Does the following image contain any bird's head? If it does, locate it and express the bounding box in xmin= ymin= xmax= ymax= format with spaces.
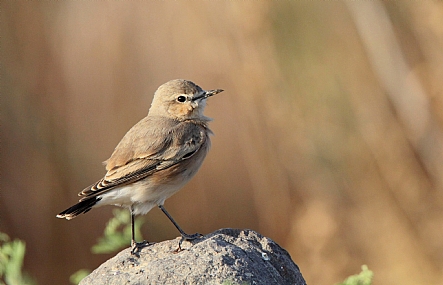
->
xmin=148 ymin=79 xmax=223 ymax=120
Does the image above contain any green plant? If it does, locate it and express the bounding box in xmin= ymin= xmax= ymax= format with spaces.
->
xmin=70 ymin=209 xmax=145 ymax=284
xmin=69 ymin=269 xmax=90 ymax=285
xmin=0 ymin=232 xmax=35 ymax=285
xmin=337 ymin=265 xmax=373 ymax=285
xmin=91 ymin=209 xmax=144 ymax=254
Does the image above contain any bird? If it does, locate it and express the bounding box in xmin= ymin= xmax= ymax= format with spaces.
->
xmin=57 ymin=79 xmax=223 ymax=255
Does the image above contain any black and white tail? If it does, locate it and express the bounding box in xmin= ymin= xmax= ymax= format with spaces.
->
xmin=56 ymin=197 xmax=101 ymax=220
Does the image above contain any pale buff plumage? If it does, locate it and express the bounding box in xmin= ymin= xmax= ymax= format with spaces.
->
xmin=57 ymin=79 xmax=223 ymax=254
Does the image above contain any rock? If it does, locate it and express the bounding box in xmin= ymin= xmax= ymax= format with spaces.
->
xmin=79 ymin=228 xmax=306 ymax=285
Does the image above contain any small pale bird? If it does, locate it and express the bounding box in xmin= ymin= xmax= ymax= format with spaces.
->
xmin=57 ymin=79 xmax=223 ymax=254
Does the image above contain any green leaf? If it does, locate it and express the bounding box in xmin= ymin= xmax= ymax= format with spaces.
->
xmin=337 ymin=265 xmax=373 ymax=285
xmin=70 ymin=269 xmax=91 ymax=285
xmin=0 ymin=232 xmax=36 ymax=285
xmin=91 ymin=209 xmax=145 ymax=254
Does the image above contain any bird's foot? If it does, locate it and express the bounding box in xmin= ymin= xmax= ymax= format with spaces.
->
xmin=131 ymin=240 xmax=154 ymax=256
xmin=175 ymin=232 xmax=204 ymax=253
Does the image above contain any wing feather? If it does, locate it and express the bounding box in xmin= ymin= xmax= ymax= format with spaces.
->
xmin=79 ymin=117 xmax=209 ymax=200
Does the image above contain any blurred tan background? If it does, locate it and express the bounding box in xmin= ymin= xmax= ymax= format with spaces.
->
xmin=2 ymin=1 xmax=443 ymax=284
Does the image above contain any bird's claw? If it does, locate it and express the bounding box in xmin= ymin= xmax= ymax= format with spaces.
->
xmin=131 ymin=240 xmax=154 ymax=256
xmin=175 ymin=233 xmax=204 ymax=253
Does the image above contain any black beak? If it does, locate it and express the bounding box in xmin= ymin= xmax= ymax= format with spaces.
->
xmin=192 ymin=89 xmax=224 ymax=101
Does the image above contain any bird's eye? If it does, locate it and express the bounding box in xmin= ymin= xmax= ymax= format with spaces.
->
xmin=177 ymin=96 xmax=187 ymax=103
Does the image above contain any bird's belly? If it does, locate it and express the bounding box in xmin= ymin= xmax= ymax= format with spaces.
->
xmin=96 ymin=171 xmax=194 ymax=215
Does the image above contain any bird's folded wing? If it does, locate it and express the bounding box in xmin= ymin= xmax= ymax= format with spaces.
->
xmin=78 ymin=119 xmax=207 ymax=200
xmin=79 ymin=159 xmax=160 ymax=199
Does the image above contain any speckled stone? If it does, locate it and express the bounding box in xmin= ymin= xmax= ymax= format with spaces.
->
xmin=79 ymin=228 xmax=306 ymax=285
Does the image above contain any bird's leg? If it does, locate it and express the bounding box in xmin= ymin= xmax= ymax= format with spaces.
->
xmin=158 ymin=204 xmax=203 ymax=252
xmin=130 ymin=207 xmax=150 ymax=256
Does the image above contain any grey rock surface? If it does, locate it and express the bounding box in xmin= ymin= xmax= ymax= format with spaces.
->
xmin=79 ymin=228 xmax=306 ymax=285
